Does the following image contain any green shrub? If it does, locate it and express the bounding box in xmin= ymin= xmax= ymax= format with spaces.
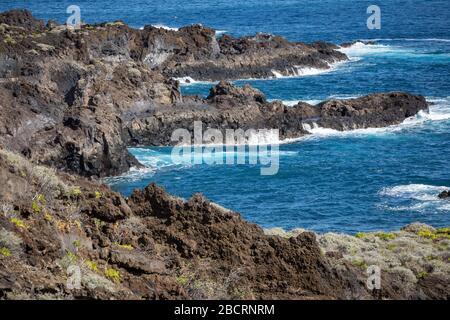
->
xmin=0 ymin=247 xmax=11 ymax=257
xmin=31 ymin=201 xmax=41 ymax=214
xmin=176 ymin=276 xmax=189 ymax=286
xmin=105 ymin=21 xmax=125 ymax=27
xmin=0 ymin=149 xmax=69 ymax=199
xmin=95 ymin=191 xmax=102 ymax=200
xmin=10 ymin=218 xmax=27 ymax=229
xmin=386 ymin=244 xmax=397 ymax=251
xmin=351 ymin=259 xmax=368 ymax=269
xmin=69 ymin=187 xmax=82 ymax=198
xmin=44 ymin=212 xmax=53 ymax=222
xmin=85 ymin=260 xmax=98 ymax=272
xmin=105 ymin=267 xmax=121 ymax=283
xmin=375 ymin=232 xmax=397 ymax=241
xmin=37 ymin=194 xmax=46 ymax=206
xmin=65 ymin=250 xmax=78 ymax=264
xmin=417 ymin=271 xmax=428 ymax=279
xmin=93 ymin=218 xmax=106 ymax=229
xmin=417 ymin=227 xmax=450 ymax=240
xmin=115 ymin=243 xmax=133 ymax=250
xmin=4 ymin=35 xmax=16 ymax=44
xmin=355 ymin=232 xmax=367 ymax=239
xmin=72 ymin=240 xmax=81 ymax=248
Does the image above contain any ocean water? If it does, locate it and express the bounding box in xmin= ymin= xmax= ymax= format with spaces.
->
xmin=3 ymin=1 xmax=450 ymax=233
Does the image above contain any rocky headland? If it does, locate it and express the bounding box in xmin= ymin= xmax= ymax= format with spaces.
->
xmin=0 ymin=9 xmax=429 ymax=178
xmin=0 ymin=10 xmax=447 ymax=300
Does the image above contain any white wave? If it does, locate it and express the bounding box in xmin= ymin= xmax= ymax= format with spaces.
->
xmin=215 ymin=30 xmax=227 ymax=36
xmin=379 ymin=184 xmax=449 ymax=201
xmin=361 ymin=38 xmax=450 ymax=43
xmin=303 ymin=99 xmax=322 ymax=105
xmin=273 ymin=66 xmax=326 ymax=77
xmin=122 ymin=145 xmax=297 ymax=175
xmin=301 ymin=123 xmax=340 ymax=136
xmin=271 ymin=61 xmax=344 ymax=79
xmin=267 ymin=99 xmax=301 ymax=106
xmin=296 ymin=97 xmax=450 ymax=140
xmin=172 ymin=129 xmax=283 ymax=147
xmin=338 ymin=41 xmax=396 ymax=58
xmin=300 ymin=120 xmax=401 ymax=139
xmin=104 ymin=165 xmax=156 ymax=184
xmin=424 ymin=97 xmax=450 ymax=121
xmin=177 ymin=60 xmax=349 ymax=85
xmin=134 ymin=152 xmax=174 ymax=169
xmin=439 ymin=203 xmax=450 ymax=211
xmin=269 ymin=95 xmax=362 ymax=107
xmin=379 ymin=184 xmax=450 ymax=213
xmin=173 ymin=76 xmax=217 ymax=85
xmin=247 ymin=129 xmax=281 ymax=145
xmin=327 ymin=94 xmax=361 ymax=100
xmin=337 ymin=41 xmax=450 ymax=61
xmin=174 ymin=76 xmax=197 ymax=84
xmin=150 ymin=24 xmax=179 ymax=31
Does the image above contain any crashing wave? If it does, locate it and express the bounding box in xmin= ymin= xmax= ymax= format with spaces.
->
xmin=149 ymin=24 xmax=179 ymax=31
xmin=379 ymin=184 xmax=450 ymax=212
xmin=360 ymin=38 xmax=450 ymax=43
xmin=270 ymin=61 xmax=344 ymax=79
xmin=337 ymin=41 xmax=395 ymax=58
xmin=296 ymin=97 xmax=450 ymax=139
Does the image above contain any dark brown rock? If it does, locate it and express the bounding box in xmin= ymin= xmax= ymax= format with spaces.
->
xmin=0 ymin=9 xmax=45 ymax=32
xmin=438 ymin=190 xmax=450 ymax=199
xmin=0 ymin=11 xmax=428 ymax=178
xmin=126 ymin=82 xmax=428 ymax=146
xmin=0 ymin=149 xmax=447 ymax=300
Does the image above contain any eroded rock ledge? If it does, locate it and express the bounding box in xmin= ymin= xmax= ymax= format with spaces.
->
xmin=0 ymin=9 xmax=428 ymax=178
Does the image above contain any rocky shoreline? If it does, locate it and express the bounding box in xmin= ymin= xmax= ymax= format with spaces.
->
xmin=0 ymin=149 xmax=448 ymax=299
xmin=0 ymin=10 xmax=448 ymax=300
xmin=0 ymin=9 xmax=428 ymax=178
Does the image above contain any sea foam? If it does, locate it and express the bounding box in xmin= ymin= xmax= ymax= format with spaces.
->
xmin=296 ymin=97 xmax=450 ymax=140
xmin=337 ymin=41 xmax=396 ymax=58
xmin=379 ymin=184 xmax=450 ymax=212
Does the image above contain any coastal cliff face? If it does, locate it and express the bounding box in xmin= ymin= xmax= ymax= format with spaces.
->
xmin=0 ymin=10 xmax=447 ymax=300
xmin=0 ymin=10 xmax=428 ymax=177
xmin=152 ymin=28 xmax=348 ymax=81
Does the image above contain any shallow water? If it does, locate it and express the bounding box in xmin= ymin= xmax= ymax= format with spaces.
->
xmin=4 ymin=0 xmax=449 ymax=233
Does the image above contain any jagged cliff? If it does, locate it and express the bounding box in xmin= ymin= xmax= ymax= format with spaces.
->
xmin=0 ymin=10 xmax=447 ymax=300
xmin=0 ymin=10 xmax=428 ymax=177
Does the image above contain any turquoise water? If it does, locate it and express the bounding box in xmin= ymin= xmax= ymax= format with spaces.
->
xmin=3 ymin=1 xmax=449 ymax=233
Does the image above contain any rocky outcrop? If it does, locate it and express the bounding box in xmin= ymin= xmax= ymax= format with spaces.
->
xmin=312 ymin=92 xmax=428 ymax=130
xmin=266 ymin=223 xmax=450 ymax=299
xmin=0 ymin=10 xmax=181 ymax=177
xmin=1 ymin=149 xmax=447 ymax=300
xmin=126 ymin=82 xmax=428 ymax=146
xmin=439 ymin=191 xmax=450 ymax=200
xmin=0 ymin=9 xmax=45 ymax=32
xmin=0 ymin=10 xmax=428 ymax=178
xmin=153 ymin=29 xmax=348 ymax=81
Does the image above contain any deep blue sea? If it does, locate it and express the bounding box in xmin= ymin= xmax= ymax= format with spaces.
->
xmin=3 ymin=0 xmax=449 ymax=233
